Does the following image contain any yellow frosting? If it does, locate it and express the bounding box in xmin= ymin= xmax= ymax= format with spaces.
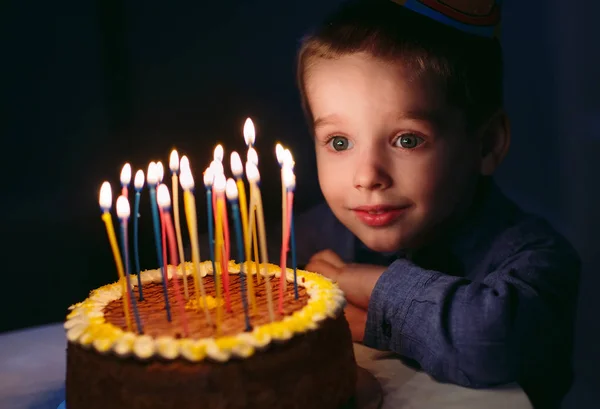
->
xmin=65 ymin=261 xmax=346 ymax=362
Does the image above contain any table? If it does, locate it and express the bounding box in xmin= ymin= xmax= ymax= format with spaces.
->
xmin=0 ymin=323 xmax=532 ymax=409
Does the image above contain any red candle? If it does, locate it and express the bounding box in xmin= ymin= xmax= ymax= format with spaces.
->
xmin=278 ymin=166 xmax=295 ymax=315
xmin=157 ymin=184 xmax=190 ymax=337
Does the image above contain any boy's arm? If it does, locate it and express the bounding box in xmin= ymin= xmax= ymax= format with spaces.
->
xmin=364 ymin=243 xmax=580 ymax=390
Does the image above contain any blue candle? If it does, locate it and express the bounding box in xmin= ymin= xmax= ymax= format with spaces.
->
xmin=133 ymin=170 xmax=145 ymax=301
xmin=203 ymin=168 xmax=218 ymax=284
xmin=226 ymin=178 xmax=251 ymax=331
xmin=117 ymin=196 xmax=143 ymax=333
xmin=147 ymin=163 xmax=172 ymax=321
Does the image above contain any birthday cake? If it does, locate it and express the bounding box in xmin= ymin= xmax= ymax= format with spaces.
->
xmin=64 ymin=261 xmax=356 ymax=409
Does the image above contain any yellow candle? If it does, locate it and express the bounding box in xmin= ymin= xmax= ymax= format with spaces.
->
xmin=213 ymin=182 xmax=224 ymax=334
xmin=237 ymin=177 xmax=256 ymax=310
xmin=170 ymin=150 xmax=189 ymax=300
xmin=251 ymin=212 xmax=260 ymax=284
xmin=246 ymin=162 xmax=275 ymax=322
xmin=180 ymin=170 xmax=212 ymax=326
xmin=99 ymin=182 xmax=133 ymax=332
xmin=230 ymin=151 xmax=256 ymax=312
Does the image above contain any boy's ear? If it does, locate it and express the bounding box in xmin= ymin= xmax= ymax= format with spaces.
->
xmin=479 ymin=110 xmax=511 ymax=175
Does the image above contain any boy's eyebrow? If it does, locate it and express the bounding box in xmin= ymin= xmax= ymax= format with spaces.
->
xmin=313 ymin=114 xmax=341 ymax=129
xmin=400 ymin=108 xmax=446 ymax=126
xmin=314 ymin=110 xmax=447 ymax=129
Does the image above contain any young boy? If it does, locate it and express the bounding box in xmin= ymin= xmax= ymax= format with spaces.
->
xmin=291 ymin=1 xmax=580 ymax=408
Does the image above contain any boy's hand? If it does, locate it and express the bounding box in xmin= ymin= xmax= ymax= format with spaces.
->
xmin=305 ymin=249 xmax=345 ymax=281
xmin=345 ymin=302 xmax=367 ymax=342
xmin=306 ymin=249 xmax=387 ymax=309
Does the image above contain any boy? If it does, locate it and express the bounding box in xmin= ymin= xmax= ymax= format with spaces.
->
xmin=292 ymin=1 xmax=580 ymax=408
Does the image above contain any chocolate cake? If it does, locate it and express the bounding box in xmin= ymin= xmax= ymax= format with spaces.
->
xmin=64 ymin=262 xmax=356 ymax=409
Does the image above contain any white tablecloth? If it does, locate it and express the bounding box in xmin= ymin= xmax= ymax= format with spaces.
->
xmin=0 ymin=323 xmax=532 ymax=409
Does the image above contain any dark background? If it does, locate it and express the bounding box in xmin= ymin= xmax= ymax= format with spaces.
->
xmin=2 ymin=1 xmax=599 ymax=408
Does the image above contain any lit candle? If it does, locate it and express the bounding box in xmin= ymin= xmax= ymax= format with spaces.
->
xmin=99 ymin=182 xmax=133 ymax=331
xmin=180 ymin=169 xmax=212 ymax=326
xmin=156 ymin=161 xmax=171 ymax=322
xmin=156 ymin=161 xmax=165 ymax=184
xmin=275 ymin=144 xmax=287 ymax=261
xmin=278 ymin=166 xmax=296 ymax=315
xmin=157 ymin=184 xmax=190 ymax=337
xmin=212 ymin=146 xmax=230 ymax=263
xmin=244 ymin=120 xmax=260 ymax=285
xmin=244 ymin=117 xmax=256 ymax=148
xmin=214 ymin=144 xmax=224 ymax=163
xmin=133 ymin=170 xmax=145 ymax=301
xmin=170 ymin=150 xmax=189 ymax=300
xmin=214 ymin=173 xmax=232 ymax=313
xmin=226 ymin=178 xmax=252 ymax=331
xmin=246 ymin=162 xmax=275 ymax=322
xmin=283 ymin=151 xmax=298 ymax=299
xmin=209 ymin=160 xmax=223 ymax=236
xmin=147 ymin=162 xmax=172 ymax=321
xmin=247 ymin=147 xmax=259 ymax=167
xmin=290 ymin=193 xmax=299 ymax=300
xmin=116 ymin=195 xmax=143 ymax=334
xmin=230 ymin=151 xmax=256 ymax=312
xmin=180 ymin=155 xmax=191 ymax=175
xmin=203 ymin=167 xmax=222 ymax=333
xmin=203 ymin=167 xmax=217 ymax=279
xmin=120 ymin=163 xmax=131 ymax=198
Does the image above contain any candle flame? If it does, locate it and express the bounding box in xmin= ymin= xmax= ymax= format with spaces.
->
xmin=120 ymin=163 xmax=132 ymax=185
xmin=225 ymin=178 xmax=238 ymax=200
xmin=99 ymin=182 xmax=112 ymax=210
xmin=203 ymin=167 xmax=214 ymax=187
xmin=247 ymin=147 xmax=258 ymax=167
xmin=169 ymin=150 xmax=180 ymax=172
xmin=156 ymin=184 xmax=171 ymax=208
xmin=180 ymin=169 xmax=195 ymax=190
xmin=116 ymin=195 xmax=131 ymax=219
xmin=213 ymin=173 xmax=227 ymax=192
xmin=156 ymin=161 xmax=165 ymax=183
xmin=134 ymin=170 xmax=145 ymax=190
xmin=230 ymin=151 xmax=243 ymax=177
xmin=213 ymin=144 xmax=224 ymax=163
xmin=180 ymin=155 xmax=190 ymax=175
xmin=275 ymin=143 xmax=284 ymax=166
xmin=245 ymin=161 xmax=260 ymax=183
xmin=283 ymin=166 xmax=296 ymax=190
xmin=147 ymin=162 xmax=158 ymax=185
xmin=243 ymin=118 xmax=255 ymax=146
xmin=210 ymin=159 xmax=224 ymax=176
xmin=283 ymin=149 xmax=295 ymax=169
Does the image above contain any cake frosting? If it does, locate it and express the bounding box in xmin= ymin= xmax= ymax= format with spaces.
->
xmin=65 ymin=261 xmax=357 ymax=409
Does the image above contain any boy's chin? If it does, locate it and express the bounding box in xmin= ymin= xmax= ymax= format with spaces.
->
xmin=356 ymin=234 xmax=406 ymax=254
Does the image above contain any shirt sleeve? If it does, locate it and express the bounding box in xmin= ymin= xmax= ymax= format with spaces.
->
xmin=363 ymin=237 xmax=580 ymax=389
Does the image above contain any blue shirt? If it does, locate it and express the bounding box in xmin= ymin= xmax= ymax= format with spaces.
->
xmin=289 ymin=177 xmax=580 ymax=409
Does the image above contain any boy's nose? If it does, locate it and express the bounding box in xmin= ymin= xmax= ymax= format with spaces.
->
xmin=353 ymin=151 xmax=392 ymax=191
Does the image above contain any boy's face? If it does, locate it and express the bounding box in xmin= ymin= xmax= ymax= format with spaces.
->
xmin=305 ymin=53 xmax=482 ymax=252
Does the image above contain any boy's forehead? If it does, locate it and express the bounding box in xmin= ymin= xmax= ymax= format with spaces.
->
xmin=306 ymin=54 xmax=456 ymax=125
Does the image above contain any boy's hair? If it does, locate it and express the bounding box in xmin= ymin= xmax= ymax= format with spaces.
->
xmin=297 ymin=0 xmax=504 ymax=134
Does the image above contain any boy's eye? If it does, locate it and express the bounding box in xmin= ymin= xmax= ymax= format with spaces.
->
xmin=394 ymin=133 xmax=425 ymax=149
xmin=329 ymin=136 xmax=353 ymax=151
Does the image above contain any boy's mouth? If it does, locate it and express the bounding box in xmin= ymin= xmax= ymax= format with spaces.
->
xmin=352 ymin=205 xmax=410 ymax=227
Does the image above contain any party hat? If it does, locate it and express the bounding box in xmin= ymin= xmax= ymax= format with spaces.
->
xmin=391 ymin=0 xmax=502 ymax=38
